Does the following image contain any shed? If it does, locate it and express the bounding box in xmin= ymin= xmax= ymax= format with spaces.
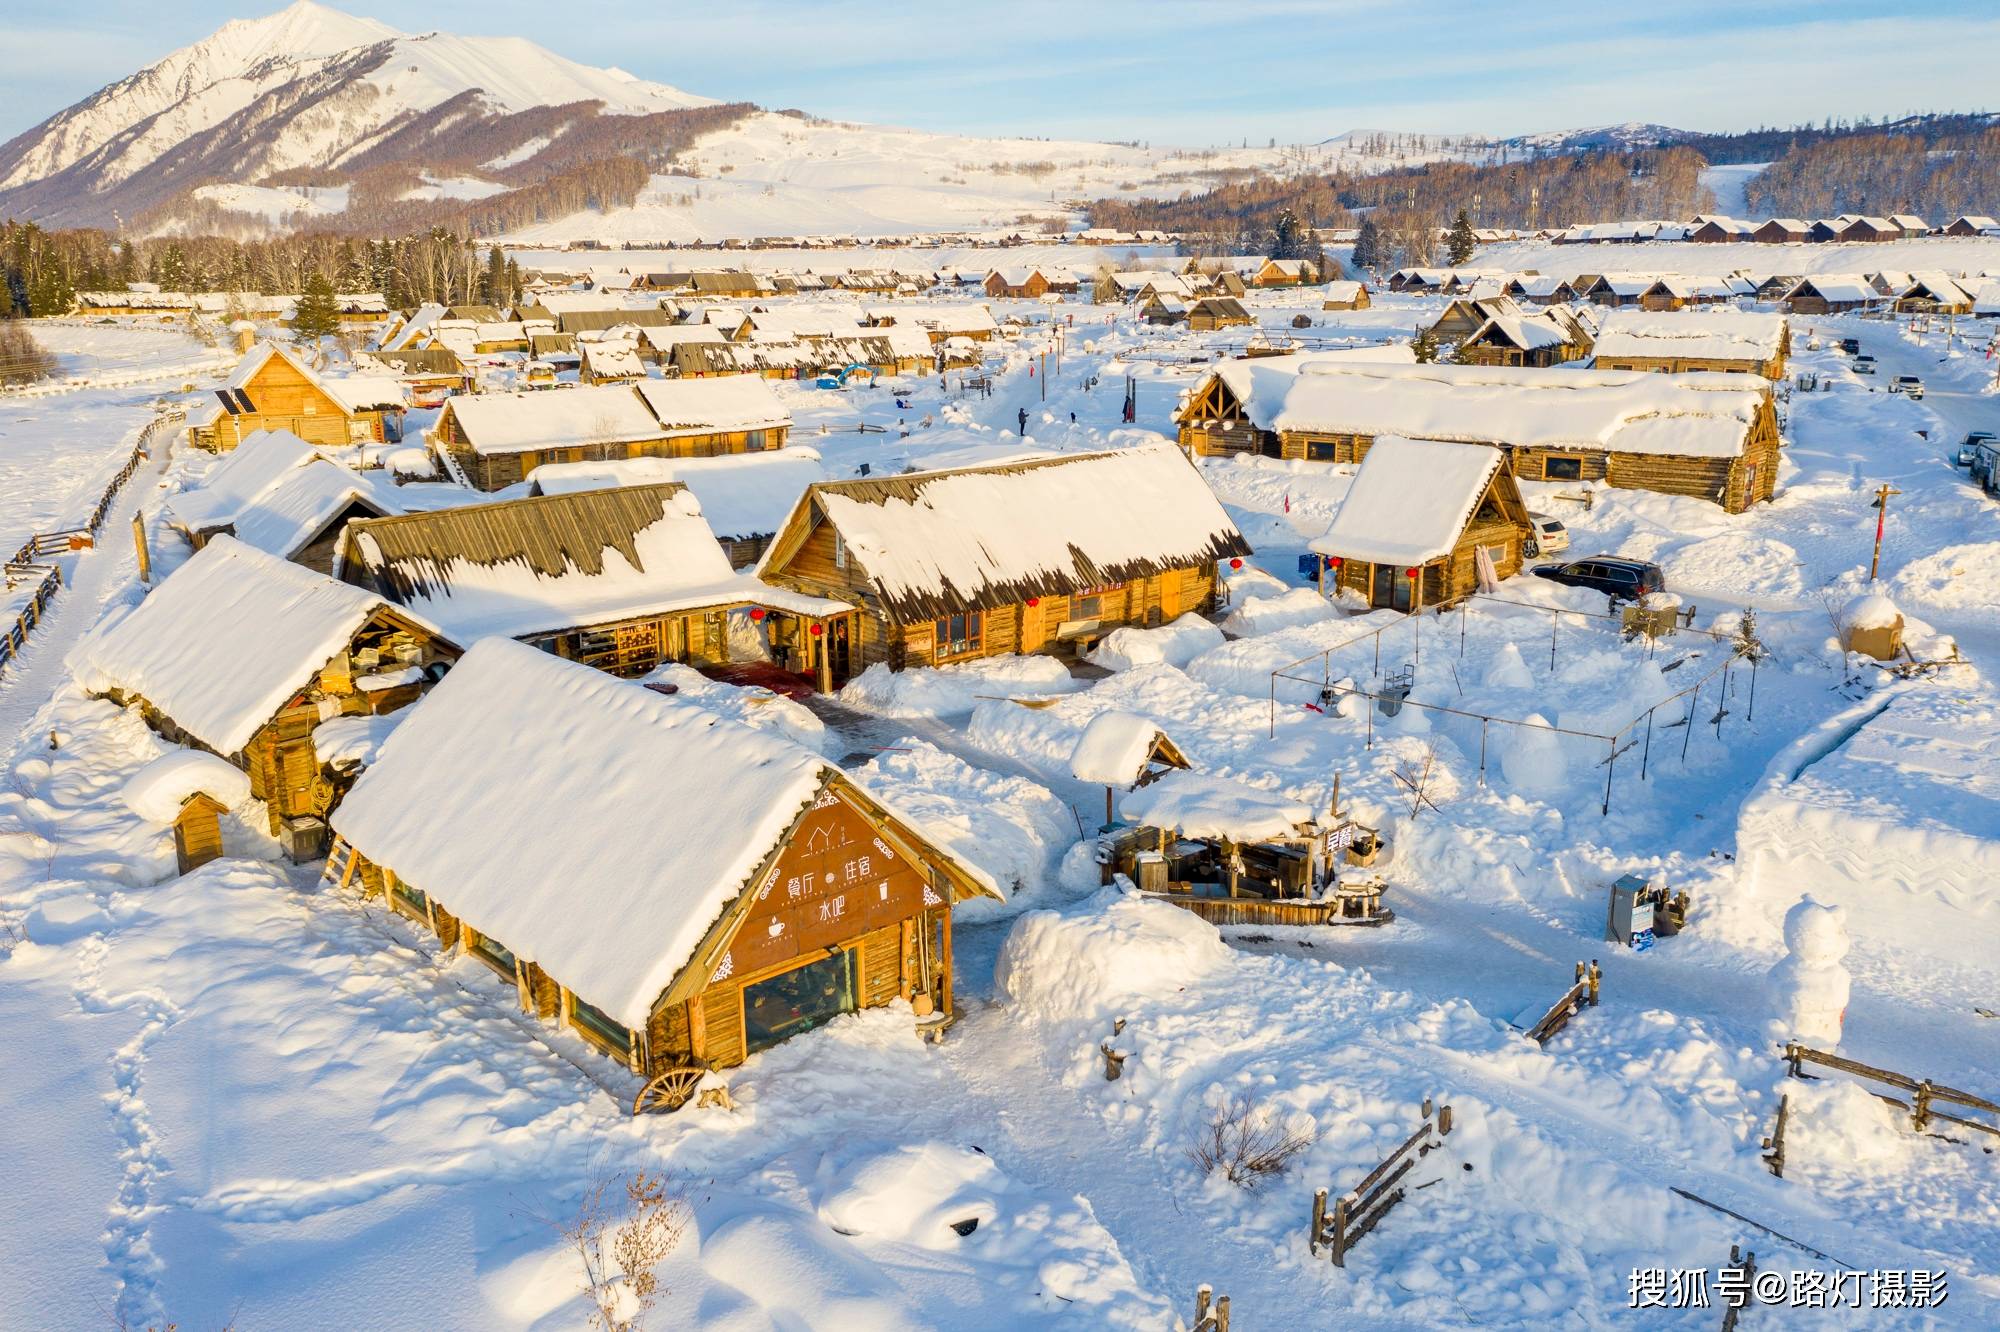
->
xmin=1070 ymin=710 xmax=1191 ymax=829
xmin=123 ymin=750 xmax=253 ymax=874
xmin=1311 ymin=437 xmax=1530 ymax=610
xmin=1320 ymin=281 xmax=1370 ymax=310
xmin=328 ymin=639 xmax=999 ymax=1105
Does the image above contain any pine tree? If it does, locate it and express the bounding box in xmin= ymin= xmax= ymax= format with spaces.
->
xmin=1412 ymin=324 xmax=1440 ymax=364
xmin=1352 ymin=218 xmax=1381 ymax=273
xmin=1270 ymin=208 xmax=1308 ymax=261
xmin=292 ymin=270 xmax=341 ymax=343
xmin=1447 ymin=208 xmax=1477 ymax=266
xmin=481 ymin=246 xmax=509 ymax=306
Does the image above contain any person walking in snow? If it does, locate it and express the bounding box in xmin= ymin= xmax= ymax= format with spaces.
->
xmin=1017 ymin=407 xmax=1029 ymax=435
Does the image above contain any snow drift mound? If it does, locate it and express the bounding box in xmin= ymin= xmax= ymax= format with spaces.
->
xmin=995 ymin=888 xmax=1232 ymax=1024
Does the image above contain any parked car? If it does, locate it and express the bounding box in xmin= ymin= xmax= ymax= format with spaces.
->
xmin=1532 ymin=557 xmax=1666 ymax=604
xmin=1891 ymin=375 xmax=1924 ymax=399
xmin=1524 ymin=512 xmax=1570 ymax=557
xmin=1956 ymin=431 xmax=1995 ymax=467
xmin=1853 ymin=355 xmax=1877 ymax=375
xmin=1838 ymin=337 xmax=1862 ymax=355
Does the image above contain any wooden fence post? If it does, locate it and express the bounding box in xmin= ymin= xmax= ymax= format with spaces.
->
xmin=1761 ymin=1092 xmax=1788 ymax=1177
xmin=1310 ymin=1187 xmax=1327 ymax=1258
xmin=133 ymin=512 xmax=151 ymax=584
xmin=1330 ymin=1193 xmax=1349 ymax=1267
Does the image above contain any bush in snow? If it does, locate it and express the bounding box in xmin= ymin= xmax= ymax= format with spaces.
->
xmin=1767 ymin=896 xmax=1851 ymax=1049
xmin=548 ymin=1169 xmax=691 ymax=1332
xmin=1187 ymin=1092 xmax=1319 ymax=1188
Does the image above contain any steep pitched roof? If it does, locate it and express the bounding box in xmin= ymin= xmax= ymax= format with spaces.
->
xmin=1310 ymin=437 xmax=1508 ymax=566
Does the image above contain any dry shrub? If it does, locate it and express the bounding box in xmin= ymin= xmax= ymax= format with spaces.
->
xmin=556 ymin=1169 xmax=692 ymax=1332
xmin=1188 ymin=1093 xmax=1318 ymax=1188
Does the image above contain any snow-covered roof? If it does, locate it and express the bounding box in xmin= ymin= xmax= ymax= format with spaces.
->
xmin=332 ymin=639 xmax=990 ymax=1028
xmin=1118 ymin=770 xmax=1311 ymax=842
xmin=229 ymin=459 xmax=397 ymax=561
xmin=635 ymin=323 xmax=726 ymax=352
xmin=342 ymin=483 xmax=841 ymax=640
xmin=1201 ymin=358 xmax=1768 ymax=459
xmin=1311 ymin=437 xmax=1507 ymax=566
xmin=580 ymin=339 xmax=645 ymax=380
xmin=1790 ymin=275 xmax=1878 ymax=304
xmin=1069 ymin=712 xmax=1186 ymax=786
xmin=71 ymin=537 xmax=392 ymax=755
xmin=439 ymin=385 xmax=665 ymax=454
xmin=122 ymin=750 xmax=252 ymax=822
xmin=527 ymin=446 xmax=825 ymax=540
xmin=1592 ymin=309 xmax=1786 ymax=363
xmin=164 ymin=429 xmax=323 ymax=534
xmin=1467 ymin=311 xmax=1576 ymax=352
xmin=766 ymin=444 xmax=1252 ymax=620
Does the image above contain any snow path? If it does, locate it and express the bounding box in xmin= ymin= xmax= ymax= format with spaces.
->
xmin=0 ymin=415 xmax=171 ymax=740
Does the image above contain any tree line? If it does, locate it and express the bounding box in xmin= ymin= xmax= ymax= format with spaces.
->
xmin=1747 ymin=126 xmax=2000 ymax=220
xmin=1 ymin=219 xmax=525 ymax=317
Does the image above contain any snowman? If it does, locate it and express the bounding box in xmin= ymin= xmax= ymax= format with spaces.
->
xmin=1767 ymin=896 xmax=1851 ymax=1049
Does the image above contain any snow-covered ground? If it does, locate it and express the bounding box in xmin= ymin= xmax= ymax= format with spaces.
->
xmin=3 ymin=292 xmax=1997 ymax=1329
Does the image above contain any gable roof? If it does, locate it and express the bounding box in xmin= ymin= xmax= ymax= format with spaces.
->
xmin=331 ymin=638 xmax=994 ymax=1029
xmin=229 ymin=459 xmax=397 ymax=561
xmin=70 ymin=537 xmax=393 ymax=754
xmin=1592 ymin=309 xmax=1786 ymax=363
xmin=340 ymin=483 xmax=836 ymax=640
xmin=762 ymin=444 xmax=1252 ymax=621
xmin=1311 ymin=437 xmax=1508 ymax=566
xmin=527 ymin=446 xmax=825 ymax=541
xmin=163 ymin=429 xmax=323 ymax=535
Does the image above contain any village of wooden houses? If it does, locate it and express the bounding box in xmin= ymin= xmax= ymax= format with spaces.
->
xmin=1 ymin=5 xmax=1998 ymax=1329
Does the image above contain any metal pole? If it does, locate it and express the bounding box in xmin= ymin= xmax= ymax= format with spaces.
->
xmin=1747 ymin=653 xmax=1758 ymax=722
xmin=1603 ymin=740 xmax=1615 ymax=816
xmin=1716 ymin=660 xmax=1730 ymax=739
xmin=1641 ymin=707 xmax=1654 ymax=780
xmin=1681 ymin=680 xmax=1699 ymax=762
xmin=1374 ymin=627 xmax=1381 ymax=679
xmin=1460 ymin=600 xmax=1468 ymax=657
xmin=1366 ymin=695 xmax=1374 ymax=749
xmin=1550 ymin=612 xmax=1559 ymax=672
xmin=1479 ymin=718 xmax=1488 ymax=785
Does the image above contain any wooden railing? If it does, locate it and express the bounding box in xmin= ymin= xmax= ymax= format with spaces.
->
xmin=0 ymin=409 xmax=180 ymax=677
xmin=1310 ymin=1098 xmax=1455 ymax=1267
xmin=1782 ymin=1043 xmax=1997 ymax=1141
xmin=1526 ymin=961 xmax=1602 ymax=1046
xmin=1189 ymin=1284 xmax=1230 ymax=1332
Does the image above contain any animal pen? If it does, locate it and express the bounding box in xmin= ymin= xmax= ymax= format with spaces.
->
xmin=1267 ymin=596 xmax=1758 ymax=814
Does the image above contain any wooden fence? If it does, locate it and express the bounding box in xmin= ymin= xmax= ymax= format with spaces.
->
xmin=1310 ymin=1098 xmax=1455 ymax=1267
xmin=0 ymin=409 xmax=179 ymax=675
xmin=1526 ymin=961 xmax=1602 ymax=1046
xmin=1189 ymin=1284 xmax=1230 ymax=1332
xmin=1764 ymin=1043 xmax=1999 ymax=1176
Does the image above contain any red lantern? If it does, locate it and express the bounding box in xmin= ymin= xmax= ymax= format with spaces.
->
xmin=1229 ymin=558 xmax=1243 ymax=570
xmin=1405 ymin=567 xmax=1419 ymax=578
xmin=750 ymin=607 xmax=767 ymax=622
xmin=809 ymin=623 xmax=824 ymax=637
xmin=1027 ymin=597 xmax=1040 ymax=607
xmin=1327 ymin=557 xmax=1342 ymax=570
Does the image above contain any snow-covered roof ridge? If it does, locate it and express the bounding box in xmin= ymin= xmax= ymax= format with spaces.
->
xmin=527 ymin=446 xmax=825 ymax=540
xmin=70 ymin=536 xmax=392 ymax=755
xmin=1592 ymin=308 xmax=1787 ymax=362
xmin=1204 ymin=358 xmax=1769 ymax=460
xmin=1310 ymin=436 xmax=1507 ymax=566
xmin=163 ymin=428 xmax=324 ymax=534
xmin=1070 ymin=711 xmax=1188 ymax=786
xmin=766 ymin=443 xmax=1253 ymax=620
xmin=439 ymin=379 xmax=788 ymax=456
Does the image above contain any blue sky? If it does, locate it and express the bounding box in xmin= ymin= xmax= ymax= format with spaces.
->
xmin=5 ymin=0 xmax=1997 ymax=145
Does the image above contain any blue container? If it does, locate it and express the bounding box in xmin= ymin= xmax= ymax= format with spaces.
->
xmin=1296 ymin=554 xmax=1322 ymax=579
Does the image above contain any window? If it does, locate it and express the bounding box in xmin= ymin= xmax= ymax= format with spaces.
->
xmin=1306 ymin=440 xmax=1336 ymax=462
xmin=934 ymin=611 xmax=983 ymax=659
xmin=833 ymin=531 xmax=847 ymax=570
xmin=568 ymin=994 xmax=633 ymax=1057
xmin=744 ymin=429 xmax=767 ymax=452
xmin=389 ymin=877 xmax=428 ymax=919
xmin=468 ymin=931 xmax=517 ymax=980
xmin=1543 ymin=456 xmax=1583 ymax=481
xmin=742 ymin=950 xmax=855 ymax=1056
xmin=1072 ymin=584 xmax=1124 ymax=620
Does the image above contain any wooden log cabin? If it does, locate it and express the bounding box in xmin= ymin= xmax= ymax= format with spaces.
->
xmin=70 ymin=537 xmax=456 ymax=851
xmin=1310 ymin=437 xmax=1531 ymax=610
xmin=431 ymin=378 xmax=791 ymax=491
xmin=327 ymin=639 xmax=999 ymax=1111
xmin=1251 ymin=258 xmax=1316 ymax=287
xmin=1319 ymin=281 xmax=1370 ymax=310
xmin=755 ymin=445 xmax=1252 ymax=687
xmin=1783 ymin=275 xmax=1878 ymax=315
xmin=189 ymin=343 xmax=405 ymax=451
xmin=1451 ymin=307 xmax=1592 ymax=368
xmin=1590 ymin=309 xmax=1790 ymax=380
xmin=1175 ymin=356 xmax=1781 ymax=513
xmin=336 ymin=483 xmax=846 ymax=678
xmin=984 ymin=267 xmax=1052 ymax=299
xmin=1187 ymin=297 xmax=1254 ymax=331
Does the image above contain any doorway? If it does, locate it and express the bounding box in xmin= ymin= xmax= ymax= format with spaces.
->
xmin=1370 ymin=563 xmax=1414 ymax=611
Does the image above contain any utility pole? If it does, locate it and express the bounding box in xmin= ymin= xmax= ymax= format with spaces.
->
xmin=1868 ymin=483 xmax=1902 ymax=581
xmin=1040 ymin=348 xmax=1046 ymax=401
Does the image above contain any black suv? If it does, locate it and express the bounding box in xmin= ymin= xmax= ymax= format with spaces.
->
xmin=1533 ymin=557 xmax=1666 ymax=603
xmin=1838 ymin=337 xmax=1861 ymax=355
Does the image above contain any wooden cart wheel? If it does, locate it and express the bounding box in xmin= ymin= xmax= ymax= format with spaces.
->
xmin=632 ymin=1066 xmax=705 ymax=1116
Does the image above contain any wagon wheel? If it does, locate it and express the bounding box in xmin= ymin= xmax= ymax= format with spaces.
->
xmin=632 ymin=1065 xmax=706 ymax=1116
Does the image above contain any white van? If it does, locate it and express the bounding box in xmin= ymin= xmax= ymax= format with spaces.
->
xmin=1526 ymin=512 xmax=1569 ymax=557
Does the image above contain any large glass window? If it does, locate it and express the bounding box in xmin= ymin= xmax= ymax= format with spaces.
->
xmin=742 ymin=950 xmax=855 ymax=1055
xmin=934 ymin=611 xmax=983 ymax=659
xmin=469 ymin=931 xmax=517 ymax=979
xmin=1543 ymin=456 xmax=1583 ymax=481
xmin=389 ymin=877 xmax=428 ymax=919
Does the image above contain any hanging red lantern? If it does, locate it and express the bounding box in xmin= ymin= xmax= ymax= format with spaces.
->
xmin=1026 ymin=597 xmax=1040 ymax=607
xmin=1327 ymin=557 xmax=1342 ymax=570
xmin=1405 ymin=567 xmax=1419 ymax=578
xmin=1229 ymin=558 xmax=1243 ymax=570
xmin=749 ymin=607 xmax=767 ymax=622
xmin=809 ymin=623 xmax=824 ymax=637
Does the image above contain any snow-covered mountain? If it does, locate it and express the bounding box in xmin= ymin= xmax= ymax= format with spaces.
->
xmin=0 ymin=3 xmax=1707 ymax=242
xmin=0 ymin=1 xmax=716 ymax=228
